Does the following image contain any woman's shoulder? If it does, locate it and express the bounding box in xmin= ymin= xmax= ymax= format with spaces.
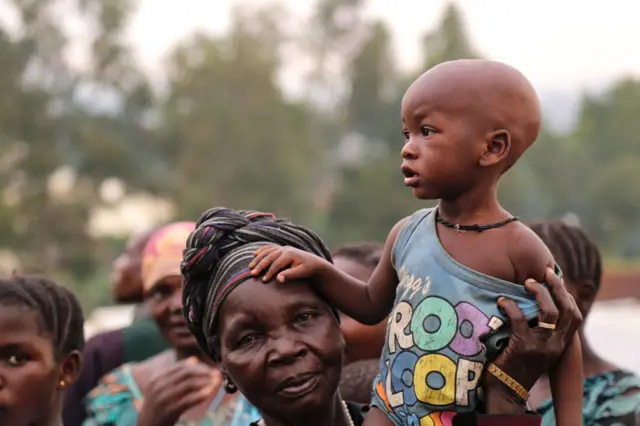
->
xmin=83 ymin=363 xmax=142 ymax=425
xmin=581 ymin=369 xmax=640 ymax=425
xmin=587 ymin=369 xmax=640 ymax=402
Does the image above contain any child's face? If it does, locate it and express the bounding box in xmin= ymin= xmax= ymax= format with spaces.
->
xmin=0 ymin=305 xmax=64 ymax=425
xmin=400 ymin=79 xmax=488 ymax=200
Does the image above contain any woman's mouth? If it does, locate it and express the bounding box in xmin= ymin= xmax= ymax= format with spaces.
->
xmin=275 ymin=372 xmax=321 ymax=398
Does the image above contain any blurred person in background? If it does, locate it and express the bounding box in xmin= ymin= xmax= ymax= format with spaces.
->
xmin=528 ymin=221 xmax=640 ymax=426
xmin=83 ymin=222 xmax=258 ymax=426
xmin=64 ymin=228 xmax=169 ymax=426
xmin=333 ymin=243 xmax=387 ymax=404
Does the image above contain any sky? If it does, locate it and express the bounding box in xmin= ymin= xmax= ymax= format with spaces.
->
xmin=128 ymin=0 xmax=640 ymax=94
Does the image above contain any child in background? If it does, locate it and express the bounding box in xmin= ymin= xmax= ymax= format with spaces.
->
xmin=250 ymin=60 xmax=582 ymax=426
xmin=0 ymin=275 xmax=85 ymax=426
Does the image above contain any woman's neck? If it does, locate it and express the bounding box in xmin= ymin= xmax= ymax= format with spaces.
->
xmin=261 ymin=394 xmax=350 ymax=426
xmin=36 ymin=404 xmax=63 ymax=426
xmin=579 ymin=329 xmax=618 ymax=376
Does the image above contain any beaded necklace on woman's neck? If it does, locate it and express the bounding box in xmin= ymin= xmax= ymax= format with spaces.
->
xmin=256 ymin=400 xmax=355 ymax=426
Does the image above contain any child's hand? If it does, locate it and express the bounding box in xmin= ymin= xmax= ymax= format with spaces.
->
xmin=249 ymin=245 xmax=330 ymax=282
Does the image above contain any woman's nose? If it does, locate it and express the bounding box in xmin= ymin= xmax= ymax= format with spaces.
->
xmin=267 ymin=335 xmax=308 ymax=365
xmin=168 ymin=289 xmax=183 ymax=313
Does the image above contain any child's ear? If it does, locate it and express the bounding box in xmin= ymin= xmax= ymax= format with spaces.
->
xmin=479 ymin=129 xmax=511 ymax=167
xmin=57 ymin=350 xmax=82 ymax=389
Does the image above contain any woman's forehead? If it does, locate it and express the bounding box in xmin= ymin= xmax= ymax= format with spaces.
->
xmin=0 ymin=306 xmax=49 ymax=345
xmin=220 ymin=278 xmax=324 ymax=319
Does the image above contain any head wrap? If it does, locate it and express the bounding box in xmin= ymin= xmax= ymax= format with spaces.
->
xmin=181 ymin=208 xmax=333 ymax=361
xmin=141 ymin=222 xmax=196 ymax=293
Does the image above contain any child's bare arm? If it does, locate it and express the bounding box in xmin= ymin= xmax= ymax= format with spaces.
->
xmin=251 ymin=217 xmax=408 ymax=325
xmin=549 ymin=333 xmax=583 ymax=426
xmin=508 ymin=224 xmax=583 ymax=425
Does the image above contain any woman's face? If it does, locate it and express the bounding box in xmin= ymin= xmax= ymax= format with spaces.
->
xmin=334 ymin=257 xmax=386 ymax=363
xmin=147 ymin=276 xmax=199 ymax=353
xmin=112 ymin=232 xmax=149 ymax=303
xmin=218 ymin=278 xmax=345 ymax=420
xmin=0 ymin=305 xmax=75 ymax=426
xmin=562 ymin=278 xmax=597 ymax=321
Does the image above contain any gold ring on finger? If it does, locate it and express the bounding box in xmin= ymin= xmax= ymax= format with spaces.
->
xmin=538 ymin=321 xmax=557 ymax=330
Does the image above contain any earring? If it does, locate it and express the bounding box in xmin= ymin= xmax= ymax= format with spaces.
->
xmin=222 ymin=376 xmax=237 ymax=394
xmin=59 ymin=380 xmax=66 ymax=388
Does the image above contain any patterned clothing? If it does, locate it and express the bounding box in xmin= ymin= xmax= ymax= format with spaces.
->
xmin=537 ymin=369 xmax=640 ymax=426
xmin=64 ymin=317 xmax=169 ymax=426
xmin=83 ymin=364 xmax=260 ymax=426
xmin=372 ymin=208 xmax=542 ymax=425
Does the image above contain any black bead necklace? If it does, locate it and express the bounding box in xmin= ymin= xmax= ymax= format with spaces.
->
xmin=435 ymin=210 xmax=519 ymax=233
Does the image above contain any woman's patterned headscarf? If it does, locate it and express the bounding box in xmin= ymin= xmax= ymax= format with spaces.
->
xmin=181 ymin=208 xmax=333 ymax=361
xmin=141 ymin=222 xmax=196 ymax=293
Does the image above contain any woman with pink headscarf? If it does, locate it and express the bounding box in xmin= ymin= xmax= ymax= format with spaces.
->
xmin=83 ymin=222 xmax=258 ymax=426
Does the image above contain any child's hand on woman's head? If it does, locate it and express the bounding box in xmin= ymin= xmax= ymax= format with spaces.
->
xmin=250 ymin=245 xmax=331 ymax=283
xmin=482 ymin=268 xmax=583 ymax=413
xmin=137 ymin=357 xmax=222 ymax=426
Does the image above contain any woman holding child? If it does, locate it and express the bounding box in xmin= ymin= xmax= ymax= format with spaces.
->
xmin=180 ymin=208 xmax=582 ymax=426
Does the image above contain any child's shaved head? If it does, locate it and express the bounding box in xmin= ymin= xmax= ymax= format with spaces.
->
xmin=402 ymin=59 xmax=541 ymax=172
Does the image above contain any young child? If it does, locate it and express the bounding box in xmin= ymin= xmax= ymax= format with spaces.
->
xmin=0 ymin=275 xmax=85 ymax=426
xmin=249 ymin=59 xmax=582 ymax=426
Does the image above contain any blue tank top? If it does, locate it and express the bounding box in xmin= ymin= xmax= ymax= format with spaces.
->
xmin=372 ymin=208 xmax=541 ymax=426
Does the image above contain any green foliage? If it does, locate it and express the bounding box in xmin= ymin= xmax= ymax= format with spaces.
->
xmin=1 ymin=0 xmax=638 ymax=311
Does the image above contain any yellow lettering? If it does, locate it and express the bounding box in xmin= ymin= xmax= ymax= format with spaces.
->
xmin=414 ymin=354 xmax=456 ymax=406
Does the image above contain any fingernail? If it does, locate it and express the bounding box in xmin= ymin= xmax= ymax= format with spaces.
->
xmin=525 ymin=279 xmax=536 ymax=286
xmin=187 ymin=356 xmax=197 ymax=364
xmin=278 ymin=274 xmax=285 ymax=282
xmin=546 ymin=267 xmax=554 ymax=274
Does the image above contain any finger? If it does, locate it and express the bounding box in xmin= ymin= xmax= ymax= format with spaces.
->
xmin=253 ymin=244 xmax=278 ymax=256
xmin=250 ymin=247 xmax=280 ymax=274
xmin=170 ymin=384 xmax=215 ymax=417
xmin=249 ymin=246 xmax=279 ymax=270
xmin=254 ymin=251 xmax=286 ymax=281
xmin=164 ymin=373 xmax=219 ymax=401
xmin=524 ymin=279 xmax=559 ymax=326
xmin=543 ymin=267 xmax=582 ymax=332
xmin=497 ymin=297 xmax=528 ymax=336
xmin=263 ymin=253 xmax=297 ymax=282
xmin=276 ymin=264 xmax=313 ymax=283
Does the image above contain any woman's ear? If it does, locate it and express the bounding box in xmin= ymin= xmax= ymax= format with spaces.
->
xmin=479 ymin=129 xmax=511 ymax=167
xmin=57 ymin=350 xmax=82 ymax=389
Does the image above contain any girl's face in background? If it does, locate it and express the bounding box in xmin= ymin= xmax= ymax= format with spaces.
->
xmin=0 ymin=305 xmax=64 ymax=426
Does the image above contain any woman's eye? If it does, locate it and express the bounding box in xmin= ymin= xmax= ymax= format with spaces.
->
xmin=6 ymin=354 xmax=27 ymax=366
xmin=295 ymin=312 xmax=317 ymax=323
xmin=237 ymin=334 xmax=259 ymax=348
xmin=401 ymin=130 xmax=410 ymax=142
xmin=421 ymin=126 xmax=435 ymax=137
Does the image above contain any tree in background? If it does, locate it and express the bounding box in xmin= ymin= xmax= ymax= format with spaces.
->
xmin=2 ymin=0 xmax=640 ymax=312
xmin=159 ymin=5 xmax=322 ymax=224
xmin=569 ymin=79 xmax=640 ymax=255
xmin=0 ymin=0 xmax=155 ymax=306
xmin=325 ymin=2 xmax=481 ymax=244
